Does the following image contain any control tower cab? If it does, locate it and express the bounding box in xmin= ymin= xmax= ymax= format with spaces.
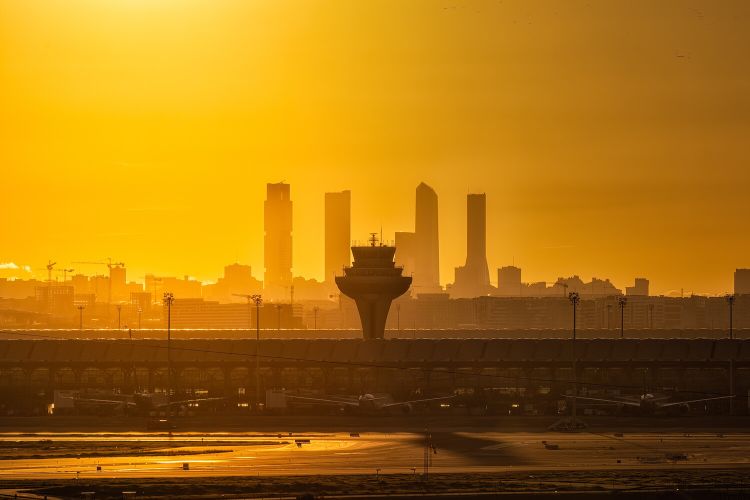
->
xmin=335 ymin=234 xmax=412 ymax=339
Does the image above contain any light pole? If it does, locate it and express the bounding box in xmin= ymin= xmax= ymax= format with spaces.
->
xmin=648 ymin=303 xmax=654 ymax=330
xmin=726 ymin=294 xmax=736 ymax=340
xmin=569 ymin=292 xmax=579 ymax=340
xmin=568 ymin=292 xmax=580 ymax=425
xmin=77 ymin=305 xmax=85 ymax=330
xmin=163 ymin=292 xmax=175 ymax=403
xmin=251 ymin=294 xmax=263 ymax=409
xmin=397 ymin=303 xmax=401 ymax=333
xmin=617 ymin=297 xmax=627 ymax=338
xmin=137 ymin=308 xmax=142 ymax=330
xmin=116 ymin=304 xmax=122 ymax=330
xmin=313 ymin=306 xmax=319 ymax=330
xmin=726 ymin=294 xmax=736 ymax=415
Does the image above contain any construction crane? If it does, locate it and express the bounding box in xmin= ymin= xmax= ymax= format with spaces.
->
xmin=535 ymin=280 xmax=569 ymax=296
xmin=72 ymin=258 xmax=125 ymax=305
xmin=46 ymin=260 xmax=56 ymax=285
xmin=57 ymin=268 xmax=75 ymax=282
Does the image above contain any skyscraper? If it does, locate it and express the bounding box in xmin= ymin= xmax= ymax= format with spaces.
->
xmin=264 ymin=182 xmax=293 ymax=297
xmin=451 ymin=193 xmax=491 ymax=298
xmin=414 ymin=182 xmax=440 ymax=292
xmin=324 ymin=190 xmax=351 ymax=285
xmin=395 ymin=231 xmax=416 ymax=277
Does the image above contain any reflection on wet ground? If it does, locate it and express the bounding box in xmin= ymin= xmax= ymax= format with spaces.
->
xmin=0 ymin=430 xmax=749 ymax=480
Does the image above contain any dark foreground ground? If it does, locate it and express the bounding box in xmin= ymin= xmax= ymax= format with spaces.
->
xmin=3 ymin=470 xmax=750 ymax=499
xmin=2 ymin=416 xmax=750 ymax=499
xmin=2 ymin=414 xmax=750 ymax=432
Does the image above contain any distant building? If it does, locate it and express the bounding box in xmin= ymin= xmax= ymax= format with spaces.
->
xmin=264 ymin=182 xmax=293 ymax=298
xmin=202 ymin=263 xmax=262 ymax=303
xmin=626 ymin=278 xmax=649 ymax=296
xmin=130 ymin=292 xmax=152 ymax=313
xmin=735 ymin=269 xmax=750 ymax=295
xmin=165 ymin=298 xmax=251 ymax=329
xmin=451 ymin=193 xmax=491 ymax=298
xmin=324 ymin=190 xmax=351 ymax=285
xmin=145 ymin=274 xmax=202 ymax=300
xmin=35 ymin=285 xmax=74 ymax=318
xmin=414 ymin=183 xmax=441 ymax=293
xmin=497 ymin=266 xmax=522 ymax=296
xmin=291 ymin=276 xmax=329 ymax=302
xmin=395 ymin=231 xmax=416 ymax=278
xmin=109 ymin=265 xmax=127 ymax=302
xmin=553 ymin=275 xmax=621 ymax=297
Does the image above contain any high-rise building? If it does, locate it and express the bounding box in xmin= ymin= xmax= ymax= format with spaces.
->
xmin=395 ymin=231 xmax=416 ymax=277
xmin=414 ymin=183 xmax=440 ymax=292
xmin=264 ymin=182 xmax=293 ymax=297
xmin=497 ymin=266 xmax=522 ymax=296
xmin=735 ymin=269 xmax=750 ymax=295
xmin=451 ymin=193 xmax=491 ymax=298
xmin=324 ymin=190 xmax=351 ymax=284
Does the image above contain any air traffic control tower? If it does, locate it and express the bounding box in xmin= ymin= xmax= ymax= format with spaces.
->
xmin=336 ymin=234 xmax=412 ymax=339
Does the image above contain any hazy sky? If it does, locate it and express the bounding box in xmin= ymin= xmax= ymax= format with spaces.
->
xmin=2 ymin=0 xmax=749 ymax=295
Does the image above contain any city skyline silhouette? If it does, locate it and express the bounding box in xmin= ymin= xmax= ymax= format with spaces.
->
xmin=3 ymin=2 xmax=750 ymax=296
xmin=0 ymin=177 xmax=747 ymax=297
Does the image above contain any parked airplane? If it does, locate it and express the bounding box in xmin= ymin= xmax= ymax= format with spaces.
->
xmin=566 ymin=392 xmax=734 ymax=415
xmin=60 ymin=391 xmax=222 ymax=415
xmin=285 ymin=392 xmax=454 ymax=414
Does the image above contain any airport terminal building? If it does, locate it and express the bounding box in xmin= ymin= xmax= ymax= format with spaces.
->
xmin=0 ymin=332 xmax=748 ymax=416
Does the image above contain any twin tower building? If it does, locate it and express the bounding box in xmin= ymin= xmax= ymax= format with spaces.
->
xmin=264 ymin=181 xmax=491 ymax=338
xmin=262 ymin=182 xmax=355 ymax=297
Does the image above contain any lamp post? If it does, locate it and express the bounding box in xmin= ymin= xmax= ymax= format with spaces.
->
xmin=76 ymin=305 xmax=85 ymax=331
xmin=163 ymin=292 xmax=175 ymax=403
xmin=116 ymin=304 xmax=122 ymax=330
xmin=251 ymin=294 xmax=263 ymax=409
xmin=313 ymin=306 xmax=319 ymax=330
xmin=726 ymin=294 xmax=736 ymax=415
xmin=648 ymin=303 xmax=654 ymax=330
xmin=137 ymin=308 xmax=142 ymax=331
xmin=617 ymin=297 xmax=627 ymax=338
xmin=397 ymin=303 xmax=401 ymax=333
xmin=568 ymin=292 xmax=580 ymax=424
xmin=726 ymin=294 xmax=736 ymax=340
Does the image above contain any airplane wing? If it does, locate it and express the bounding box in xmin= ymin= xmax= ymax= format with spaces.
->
xmin=155 ymin=397 xmax=225 ymax=408
xmin=381 ymin=395 xmax=455 ymax=408
xmin=564 ymin=395 xmax=641 ymax=407
xmin=285 ymin=395 xmax=360 ymax=407
xmin=65 ymin=397 xmax=137 ymax=407
xmin=657 ymin=395 xmax=734 ymax=408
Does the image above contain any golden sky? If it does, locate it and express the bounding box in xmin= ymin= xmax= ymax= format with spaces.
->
xmin=1 ymin=0 xmax=749 ymax=295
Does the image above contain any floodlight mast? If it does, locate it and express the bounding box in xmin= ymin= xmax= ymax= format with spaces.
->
xmin=618 ymin=296 xmax=628 ymax=338
xmin=252 ymin=294 xmax=263 ymax=409
xmin=234 ymin=293 xmax=263 ymax=409
xmin=163 ymin=292 xmax=175 ymax=405
xmin=568 ymin=292 xmax=580 ymax=423
xmin=726 ymin=294 xmax=736 ymax=340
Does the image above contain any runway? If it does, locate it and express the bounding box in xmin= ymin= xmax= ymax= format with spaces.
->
xmin=1 ymin=429 xmax=749 ymax=480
